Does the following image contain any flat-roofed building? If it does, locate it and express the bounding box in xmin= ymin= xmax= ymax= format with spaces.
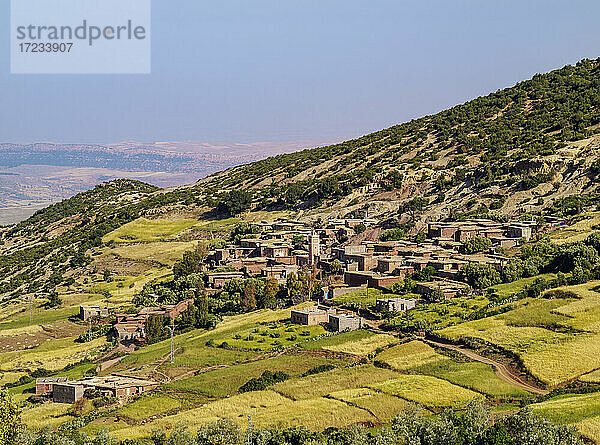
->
xmin=80 ymin=305 xmax=109 ymax=321
xmin=328 ymin=314 xmax=362 ymax=332
xmin=36 ymin=377 xmax=68 ymax=395
xmin=291 ymin=307 xmax=336 ymax=325
xmin=75 ymin=375 xmax=158 ymax=399
xmin=53 ymin=383 xmax=84 ymax=403
xmin=376 ymin=298 xmax=417 ymax=313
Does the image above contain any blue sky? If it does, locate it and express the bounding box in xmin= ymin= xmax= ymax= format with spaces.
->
xmin=1 ymin=0 xmax=600 ymax=144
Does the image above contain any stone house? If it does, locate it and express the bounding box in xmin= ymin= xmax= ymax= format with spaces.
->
xmin=376 ymin=298 xmax=416 ymax=313
xmin=328 ymin=314 xmax=362 ymax=332
xmin=79 ymin=305 xmax=109 ymax=321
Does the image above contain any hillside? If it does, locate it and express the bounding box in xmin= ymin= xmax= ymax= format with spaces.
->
xmin=4 ymin=58 xmax=600 ymax=443
xmin=4 ymin=58 xmax=600 ymax=302
xmin=200 ymin=58 xmax=600 ymax=225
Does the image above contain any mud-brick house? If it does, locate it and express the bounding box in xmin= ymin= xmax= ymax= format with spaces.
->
xmin=35 ymin=377 xmax=68 ymax=395
xmin=75 ymin=375 xmax=158 ymax=398
xmin=207 ymin=271 xmax=245 ymax=288
xmin=79 ymin=305 xmax=109 ymax=321
xmin=376 ymin=297 xmax=417 ymax=313
xmin=291 ymin=307 xmax=336 ymax=326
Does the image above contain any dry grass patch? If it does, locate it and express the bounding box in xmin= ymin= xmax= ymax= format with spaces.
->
xmin=103 ymin=218 xmax=198 ymax=243
xmin=324 ymin=333 xmax=397 ymax=356
xmin=21 ymin=403 xmax=73 ymax=429
xmin=550 ymin=213 xmax=600 ymax=245
xmin=370 ymin=375 xmax=480 ymax=408
xmin=577 ymin=416 xmax=600 ymax=444
xmin=328 ymin=388 xmax=409 ymax=422
xmin=375 ymin=340 xmax=444 ymax=371
xmin=0 ymin=336 xmax=106 ymax=371
xmin=112 ymin=241 xmax=199 ymax=266
xmin=272 ymin=364 xmax=400 ymax=400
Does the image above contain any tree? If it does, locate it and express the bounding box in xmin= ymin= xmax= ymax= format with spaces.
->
xmin=46 ymin=291 xmax=62 ymax=308
xmin=354 ymin=223 xmax=366 ymax=234
xmin=196 ymin=291 xmax=209 ymax=321
xmin=0 ymin=389 xmax=20 ymax=445
xmin=287 ymin=272 xmax=308 ymax=302
xmin=260 ymin=277 xmax=279 ymax=309
xmin=196 ymin=419 xmax=243 ymax=445
xmin=460 ymin=262 xmax=502 ymax=289
xmin=330 ymin=259 xmax=344 ymax=276
xmin=144 ymin=315 xmax=166 ymax=340
xmin=413 ymin=265 xmax=437 ymax=281
xmin=463 ymin=236 xmax=492 ymax=254
xmin=242 ymin=282 xmax=257 ymax=312
xmin=173 ymin=243 xmax=208 ymax=277
xmin=217 ymin=190 xmax=252 ymax=217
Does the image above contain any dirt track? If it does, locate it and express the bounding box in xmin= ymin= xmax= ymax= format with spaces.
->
xmin=422 ymin=338 xmax=549 ymax=395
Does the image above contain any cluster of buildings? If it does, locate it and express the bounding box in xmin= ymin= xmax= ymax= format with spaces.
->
xmin=35 ymin=375 xmax=158 ymax=403
xmin=204 ymin=218 xmax=378 ymax=291
xmin=113 ymin=299 xmax=194 ymax=341
xmin=201 ymin=216 xmax=549 ymax=303
xmin=79 ymin=299 xmax=194 ymax=341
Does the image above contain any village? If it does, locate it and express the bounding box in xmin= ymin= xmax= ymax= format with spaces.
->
xmin=30 ymin=213 xmax=565 ymax=403
xmin=34 ymin=215 xmax=567 ymax=405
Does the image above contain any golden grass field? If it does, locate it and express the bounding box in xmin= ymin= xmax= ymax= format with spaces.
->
xmin=375 ymin=340 xmax=443 ymax=371
xmin=323 ymin=333 xmax=397 ymax=355
xmin=370 ymin=375 xmax=480 ymax=408
xmin=112 ymin=241 xmax=199 ymax=266
xmin=327 ymin=387 xmax=409 ymax=422
xmin=272 ymin=364 xmax=401 ymax=400
xmin=439 ymin=282 xmax=600 ymax=386
xmin=109 ymin=389 xmax=373 ymax=440
xmin=20 ymin=403 xmax=73 ymax=429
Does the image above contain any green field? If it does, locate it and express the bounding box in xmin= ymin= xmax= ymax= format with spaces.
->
xmin=218 ymin=322 xmax=328 ymax=351
xmin=532 ymin=392 xmax=600 ymax=424
xmin=103 ymin=217 xmax=198 ymax=243
xmin=165 ymin=354 xmax=343 ymax=397
xmin=115 ymin=393 xmax=186 ymax=421
xmin=488 ymin=274 xmax=557 ymax=301
xmin=331 ymin=288 xmax=385 ymax=305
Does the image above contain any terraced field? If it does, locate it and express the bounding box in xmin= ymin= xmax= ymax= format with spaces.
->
xmin=438 ymin=282 xmax=600 ymax=386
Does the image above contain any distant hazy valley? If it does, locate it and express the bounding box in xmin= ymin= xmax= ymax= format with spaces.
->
xmin=0 ymin=140 xmax=336 ymax=224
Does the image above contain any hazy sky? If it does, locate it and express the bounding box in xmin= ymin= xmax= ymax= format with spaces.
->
xmin=1 ymin=0 xmax=600 ymax=144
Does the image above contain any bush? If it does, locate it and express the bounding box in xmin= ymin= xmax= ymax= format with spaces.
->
xmin=302 ymin=364 xmax=336 ymax=376
xmin=238 ymin=370 xmax=289 ymax=393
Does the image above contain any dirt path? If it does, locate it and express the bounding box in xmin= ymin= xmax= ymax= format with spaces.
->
xmin=421 ymin=338 xmax=549 ymax=395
